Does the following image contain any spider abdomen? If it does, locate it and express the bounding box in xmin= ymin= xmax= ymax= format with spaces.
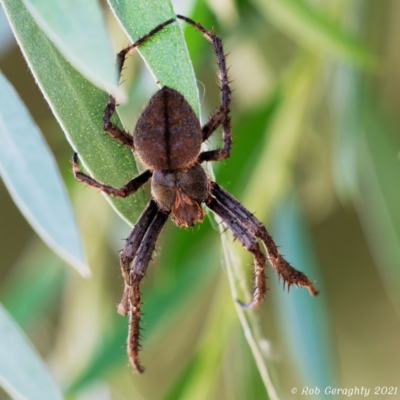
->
xmin=134 ymin=86 xmax=202 ymax=171
xmin=151 ymin=163 xmax=209 ymax=227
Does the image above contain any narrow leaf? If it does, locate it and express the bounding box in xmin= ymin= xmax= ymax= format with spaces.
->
xmin=251 ymin=0 xmax=376 ymax=67
xmin=0 ymin=71 xmax=89 ymax=276
xmin=271 ymin=197 xmax=336 ymax=389
xmin=243 ymin=53 xmax=320 ymax=221
xmin=332 ymin=65 xmax=400 ymax=314
xmin=0 ymin=304 xmax=63 ymax=400
xmin=164 ymin=277 xmax=238 ymax=400
xmin=220 ymin=233 xmax=279 ymax=400
xmin=1 ymin=250 xmax=65 ymax=328
xmin=1 ymin=0 xmax=145 ymax=225
xmin=21 ymin=0 xmax=120 ymax=95
xmin=107 ymin=0 xmax=199 ymax=115
xmin=357 ymin=101 xmax=400 ymax=313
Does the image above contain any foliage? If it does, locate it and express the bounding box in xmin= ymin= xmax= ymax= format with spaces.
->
xmin=0 ymin=0 xmax=399 ymax=399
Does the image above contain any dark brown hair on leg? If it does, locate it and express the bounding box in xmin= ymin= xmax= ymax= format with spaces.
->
xmin=176 ymin=15 xmax=232 ymax=163
xmin=103 ymin=18 xmax=176 ymax=149
xmin=205 ymin=195 xmax=268 ymax=308
xmin=118 ymin=200 xmax=159 ymax=315
xmin=210 ymin=182 xmax=318 ymax=297
xmin=126 ymin=209 xmax=169 ymax=373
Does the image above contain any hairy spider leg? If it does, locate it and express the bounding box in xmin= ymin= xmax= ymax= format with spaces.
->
xmin=177 ymin=15 xmax=232 ymax=163
xmin=118 ymin=200 xmax=159 ymax=316
xmin=73 ymin=150 xmax=169 ymax=372
xmin=72 ymin=153 xmax=152 ymax=197
xmin=127 ymin=208 xmax=169 ymax=373
xmin=210 ymin=182 xmax=319 ymax=300
xmin=205 ymin=195 xmax=268 ymax=308
xmin=102 ymin=18 xmax=176 ymax=149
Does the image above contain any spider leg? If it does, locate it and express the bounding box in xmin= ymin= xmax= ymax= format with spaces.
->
xmin=103 ymin=18 xmax=176 ymax=149
xmin=118 ymin=200 xmax=158 ymax=315
xmin=127 ymin=207 xmax=170 ymax=373
xmin=205 ymin=195 xmax=268 ymax=308
xmin=72 ymin=152 xmax=152 ymax=197
xmin=210 ymin=182 xmax=319 ymax=296
xmin=103 ymin=97 xmax=134 ymax=149
xmin=177 ymin=15 xmax=232 ymax=163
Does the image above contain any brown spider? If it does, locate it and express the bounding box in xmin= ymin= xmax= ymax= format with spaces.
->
xmin=72 ymin=15 xmax=318 ymax=373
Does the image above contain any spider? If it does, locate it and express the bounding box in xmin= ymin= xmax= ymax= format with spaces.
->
xmin=72 ymin=15 xmax=318 ymax=373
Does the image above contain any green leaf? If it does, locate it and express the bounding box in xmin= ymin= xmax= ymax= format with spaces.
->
xmin=1 ymin=249 xmax=65 ymax=328
xmin=251 ymin=0 xmax=376 ymax=68
xmin=1 ymin=0 xmax=145 ymax=225
xmin=271 ymin=196 xmax=336 ymax=389
xmin=21 ymin=0 xmax=120 ymax=95
xmin=107 ymin=0 xmax=199 ymax=116
xmin=243 ymin=53 xmax=320 ymax=221
xmin=358 ymin=100 xmax=400 ymax=313
xmin=219 ymin=233 xmax=279 ymax=400
xmin=0 ymin=71 xmax=89 ymax=276
xmin=332 ymin=66 xmax=400 ymax=314
xmin=0 ymin=304 xmax=63 ymax=400
xmin=163 ymin=276 xmax=238 ymax=400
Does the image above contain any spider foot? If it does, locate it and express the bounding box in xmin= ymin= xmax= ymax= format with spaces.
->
xmin=72 ymin=152 xmax=80 ymax=172
xmin=273 ymin=257 xmax=319 ymax=296
xmin=237 ymin=297 xmax=260 ymax=310
xmin=237 ymin=282 xmax=272 ymax=309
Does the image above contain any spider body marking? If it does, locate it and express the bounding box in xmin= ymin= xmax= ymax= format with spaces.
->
xmin=134 ymin=86 xmax=202 ymax=171
xmin=72 ymin=15 xmax=318 ymax=374
xmin=134 ymin=86 xmax=208 ymax=227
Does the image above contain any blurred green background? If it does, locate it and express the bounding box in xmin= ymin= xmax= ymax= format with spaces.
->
xmin=1 ymin=0 xmax=400 ymax=399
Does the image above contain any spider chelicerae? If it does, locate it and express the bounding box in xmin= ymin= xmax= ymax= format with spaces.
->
xmin=72 ymin=15 xmax=318 ymax=373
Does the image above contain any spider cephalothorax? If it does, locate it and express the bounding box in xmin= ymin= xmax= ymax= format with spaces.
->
xmin=72 ymin=15 xmax=318 ymax=373
xmin=152 ymin=162 xmax=208 ymax=227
